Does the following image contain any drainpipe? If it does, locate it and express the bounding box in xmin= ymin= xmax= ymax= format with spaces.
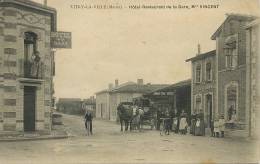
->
xmin=248 ymin=28 xmax=252 ymax=137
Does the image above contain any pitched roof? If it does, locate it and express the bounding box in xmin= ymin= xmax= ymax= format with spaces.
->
xmin=58 ymin=98 xmax=82 ymax=102
xmin=149 ymin=79 xmax=191 ymax=93
xmin=186 ymin=50 xmax=216 ymax=62
xmin=245 ymin=19 xmax=260 ymax=29
xmin=211 ymin=13 xmax=257 ymax=40
xmin=111 ymin=84 xmax=170 ymax=93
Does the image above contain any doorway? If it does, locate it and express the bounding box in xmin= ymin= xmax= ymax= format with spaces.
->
xmin=206 ymin=94 xmax=213 ymax=128
xmin=24 ymin=86 xmax=36 ymax=131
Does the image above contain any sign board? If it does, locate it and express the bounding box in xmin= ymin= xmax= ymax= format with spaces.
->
xmin=51 ymin=32 xmax=72 ymax=49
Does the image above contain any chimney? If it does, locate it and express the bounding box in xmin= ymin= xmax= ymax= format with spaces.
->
xmin=197 ymin=44 xmax=201 ymax=56
xmin=115 ymin=79 xmax=119 ymax=88
xmin=44 ymin=0 xmax=47 ymax=6
xmin=108 ymin=83 xmax=113 ymax=90
xmin=137 ymin=79 xmax=144 ymax=85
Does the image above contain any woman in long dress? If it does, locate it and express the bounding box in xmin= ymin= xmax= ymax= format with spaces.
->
xmin=179 ymin=111 xmax=188 ymax=135
xmin=194 ymin=112 xmax=205 ymax=136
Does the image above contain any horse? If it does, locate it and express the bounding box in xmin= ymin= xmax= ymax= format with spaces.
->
xmin=117 ymin=103 xmax=133 ymax=132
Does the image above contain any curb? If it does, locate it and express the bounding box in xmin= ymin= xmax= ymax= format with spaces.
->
xmin=0 ymin=133 xmax=70 ymax=142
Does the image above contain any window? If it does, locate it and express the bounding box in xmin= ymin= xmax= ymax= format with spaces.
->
xmin=195 ymin=95 xmax=202 ymax=113
xmin=24 ymin=32 xmax=37 ymax=78
xmin=195 ymin=64 xmax=201 ymax=83
xmin=224 ymin=35 xmax=238 ymax=69
xmin=206 ymin=62 xmax=212 ymax=81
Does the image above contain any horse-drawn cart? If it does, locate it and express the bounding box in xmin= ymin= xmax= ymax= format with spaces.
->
xmin=117 ymin=98 xmax=157 ymax=131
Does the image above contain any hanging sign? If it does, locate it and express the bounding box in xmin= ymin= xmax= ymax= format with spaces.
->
xmin=51 ymin=32 xmax=72 ymax=49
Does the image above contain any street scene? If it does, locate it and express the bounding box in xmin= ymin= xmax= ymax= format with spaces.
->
xmin=0 ymin=113 xmax=259 ymax=164
xmin=0 ymin=0 xmax=260 ymax=163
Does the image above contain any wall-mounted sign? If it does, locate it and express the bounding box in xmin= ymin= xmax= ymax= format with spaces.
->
xmin=51 ymin=32 xmax=72 ymax=49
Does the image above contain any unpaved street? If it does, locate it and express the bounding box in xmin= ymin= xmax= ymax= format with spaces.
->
xmin=0 ymin=114 xmax=259 ymax=164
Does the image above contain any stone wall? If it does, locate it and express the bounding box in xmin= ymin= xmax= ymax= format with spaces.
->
xmin=191 ymin=55 xmax=216 ymax=126
xmin=0 ymin=5 xmax=54 ymax=132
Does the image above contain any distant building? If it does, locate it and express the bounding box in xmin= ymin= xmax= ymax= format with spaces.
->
xmin=0 ymin=0 xmax=57 ymax=133
xmin=96 ymin=79 xmax=169 ymax=121
xmin=82 ymin=96 xmax=96 ymax=117
xmin=186 ymin=49 xmax=216 ymax=128
xmin=56 ymin=98 xmax=83 ymax=115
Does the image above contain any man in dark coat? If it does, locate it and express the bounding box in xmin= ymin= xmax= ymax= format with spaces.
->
xmin=85 ymin=111 xmax=93 ymax=135
xmin=190 ymin=111 xmax=197 ymax=135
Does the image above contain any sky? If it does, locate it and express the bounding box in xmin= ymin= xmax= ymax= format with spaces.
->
xmin=33 ymin=0 xmax=260 ymax=99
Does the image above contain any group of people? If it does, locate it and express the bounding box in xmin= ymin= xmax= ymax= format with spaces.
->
xmin=156 ymin=109 xmax=191 ymax=135
xmin=190 ymin=110 xmax=205 ymax=136
xmin=156 ymin=108 xmax=227 ymax=138
xmin=211 ymin=115 xmax=225 ymax=138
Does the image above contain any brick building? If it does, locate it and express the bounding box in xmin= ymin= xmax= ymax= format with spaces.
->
xmin=0 ymin=1 xmax=57 ymax=133
xmin=186 ymin=49 xmax=216 ymax=128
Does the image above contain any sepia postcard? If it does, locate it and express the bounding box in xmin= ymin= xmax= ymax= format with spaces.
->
xmin=0 ymin=0 xmax=260 ymax=163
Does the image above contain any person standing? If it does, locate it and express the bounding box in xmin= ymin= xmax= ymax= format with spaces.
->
xmin=194 ymin=110 xmax=205 ymax=136
xmin=164 ymin=111 xmax=171 ymax=135
xmin=179 ymin=110 xmax=188 ymax=135
xmin=85 ymin=110 xmax=93 ymax=135
xmin=190 ymin=111 xmax=197 ymax=135
xmin=156 ymin=108 xmax=162 ymax=130
xmin=219 ymin=115 xmax=225 ymax=137
xmin=172 ymin=110 xmax=178 ymax=133
xmin=214 ymin=117 xmax=220 ymax=138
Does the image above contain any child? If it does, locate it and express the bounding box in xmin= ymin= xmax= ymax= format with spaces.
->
xmin=213 ymin=118 xmax=220 ymax=138
xmin=219 ymin=115 xmax=225 ymax=138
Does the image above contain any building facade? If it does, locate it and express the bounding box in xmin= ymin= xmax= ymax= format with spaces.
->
xmin=211 ymin=14 xmax=256 ymax=136
xmin=56 ymin=98 xmax=83 ymax=115
xmin=186 ymin=50 xmax=217 ymax=128
xmin=245 ymin=19 xmax=260 ymax=138
xmin=0 ymin=1 xmax=56 ymax=133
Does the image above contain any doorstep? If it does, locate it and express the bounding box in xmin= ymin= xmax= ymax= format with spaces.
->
xmin=0 ymin=125 xmax=69 ymax=142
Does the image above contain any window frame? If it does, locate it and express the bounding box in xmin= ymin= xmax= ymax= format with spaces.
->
xmin=195 ymin=63 xmax=202 ymax=84
xmin=205 ymin=61 xmax=213 ymax=82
